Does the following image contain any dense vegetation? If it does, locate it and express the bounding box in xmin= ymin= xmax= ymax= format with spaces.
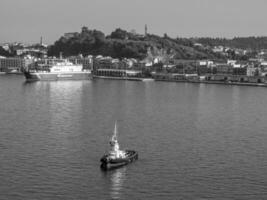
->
xmin=47 ymin=27 xmax=223 ymax=60
xmin=193 ymin=37 xmax=267 ymax=50
xmin=47 ymin=27 xmax=267 ymax=60
xmin=0 ymin=47 xmax=13 ymax=57
xmin=2 ymin=27 xmax=267 ymax=60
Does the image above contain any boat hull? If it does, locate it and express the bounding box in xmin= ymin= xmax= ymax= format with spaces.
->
xmin=100 ymin=150 xmax=138 ymax=170
xmin=24 ymin=71 xmax=91 ymax=81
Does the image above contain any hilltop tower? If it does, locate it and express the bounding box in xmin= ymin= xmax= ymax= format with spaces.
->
xmin=145 ymin=24 xmax=148 ymax=36
xmin=40 ymin=36 xmax=43 ymax=45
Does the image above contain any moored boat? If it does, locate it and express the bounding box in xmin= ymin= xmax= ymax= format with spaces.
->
xmin=100 ymin=122 xmax=138 ymax=170
xmin=24 ymin=59 xmax=91 ymax=81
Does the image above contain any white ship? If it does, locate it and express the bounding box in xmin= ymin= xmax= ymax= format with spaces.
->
xmin=24 ymin=60 xmax=91 ymax=81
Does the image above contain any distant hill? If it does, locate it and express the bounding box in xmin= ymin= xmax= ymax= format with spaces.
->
xmin=47 ymin=27 xmax=224 ymax=60
xmin=47 ymin=27 xmax=267 ymax=60
xmin=193 ymin=37 xmax=267 ymax=50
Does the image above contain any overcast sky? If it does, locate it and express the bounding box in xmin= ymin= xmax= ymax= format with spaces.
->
xmin=1 ymin=0 xmax=267 ymax=44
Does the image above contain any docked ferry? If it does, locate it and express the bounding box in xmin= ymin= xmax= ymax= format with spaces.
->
xmin=24 ymin=60 xmax=91 ymax=81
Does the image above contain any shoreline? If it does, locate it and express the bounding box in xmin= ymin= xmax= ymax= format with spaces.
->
xmin=154 ymin=79 xmax=267 ymax=87
xmin=92 ymin=75 xmax=267 ymax=87
xmin=92 ymin=75 xmax=154 ymax=82
xmin=1 ymin=73 xmax=266 ymax=87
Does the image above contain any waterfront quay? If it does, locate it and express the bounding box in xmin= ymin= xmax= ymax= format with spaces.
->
xmin=152 ymin=73 xmax=267 ymax=87
xmin=92 ymin=57 xmax=267 ymax=86
xmin=1 ymin=54 xmax=267 ymax=86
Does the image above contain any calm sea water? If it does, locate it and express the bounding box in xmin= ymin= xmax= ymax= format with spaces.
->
xmin=0 ymin=75 xmax=267 ymax=200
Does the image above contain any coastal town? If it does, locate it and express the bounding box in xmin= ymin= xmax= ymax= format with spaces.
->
xmin=1 ymin=27 xmax=267 ymax=85
xmin=2 ymin=1 xmax=267 ymax=199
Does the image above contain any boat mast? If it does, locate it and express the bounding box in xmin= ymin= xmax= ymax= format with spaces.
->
xmin=113 ymin=121 xmax=118 ymax=141
xmin=110 ymin=121 xmax=120 ymax=150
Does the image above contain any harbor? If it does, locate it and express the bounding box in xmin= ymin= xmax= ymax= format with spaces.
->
xmin=0 ymin=76 xmax=267 ymax=199
xmin=2 ymin=0 xmax=267 ymax=199
xmin=2 ymin=53 xmax=267 ymax=86
xmin=1 ymin=27 xmax=267 ymax=87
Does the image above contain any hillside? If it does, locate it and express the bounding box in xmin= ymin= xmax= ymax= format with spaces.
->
xmin=193 ymin=37 xmax=267 ymax=50
xmin=0 ymin=47 xmax=13 ymax=57
xmin=47 ymin=27 xmax=224 ymax=60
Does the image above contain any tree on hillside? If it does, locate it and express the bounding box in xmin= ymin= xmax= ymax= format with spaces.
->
xmin=110 ymin=28 xmax=129 ymax=40
xmin=0 ymin=47 xmax=13 ymax=57
xmin=48 ymin=27 xmax=106 ymax=57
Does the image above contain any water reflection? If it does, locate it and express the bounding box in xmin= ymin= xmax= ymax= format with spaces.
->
xmin=103 ymin=167 xmax=126 ymax=200
xmin=21 ymin=80 xmax=92 ymax=137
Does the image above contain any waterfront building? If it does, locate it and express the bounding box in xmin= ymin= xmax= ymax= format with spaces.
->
xmin=232 ymin=67 xmax=247 ymax=76
xmin=215 ymin=64 xmax=233 ymax=75
xmin=197 ymin=61 xmax=214 ymax=75
xmin=93 ymin=57 xmax=113 ymax=70
xmin=197 ymin=65 xmax=209 ymax=75
xmin=259 ymin=62 xmax=267 ymax=76
xmin=249 ymin=58 xmax=263 ymax=63
xmin=198 ymin=60 xmax=214 ymax=67
xmin=16 ymin=47 xmax=47 ymax=58
xmin=0 ymin=58 xmax=34 ymax=73
xmin=247 ymin=65 xmax=257 ymax=76
xmin=69 ymin=57 xmax=93 ymax=70
xmin=227 ymin=60 xmax=237 ymax=65
xmin=94 ymin=69 xmax=142 ymax=78
xmin=92 ymin=56 xmax=148 ymax=78
xmin=151 ymin=72 xmax=199 ymax=82
xmin=257 ymin=50 xmax=267 ymax=61
xmin=247 ymin=76 xmax=266 ymax=83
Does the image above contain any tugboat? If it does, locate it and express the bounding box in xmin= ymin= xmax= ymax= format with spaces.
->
xmin=100 ymin=122 xmax=138 ymax=170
